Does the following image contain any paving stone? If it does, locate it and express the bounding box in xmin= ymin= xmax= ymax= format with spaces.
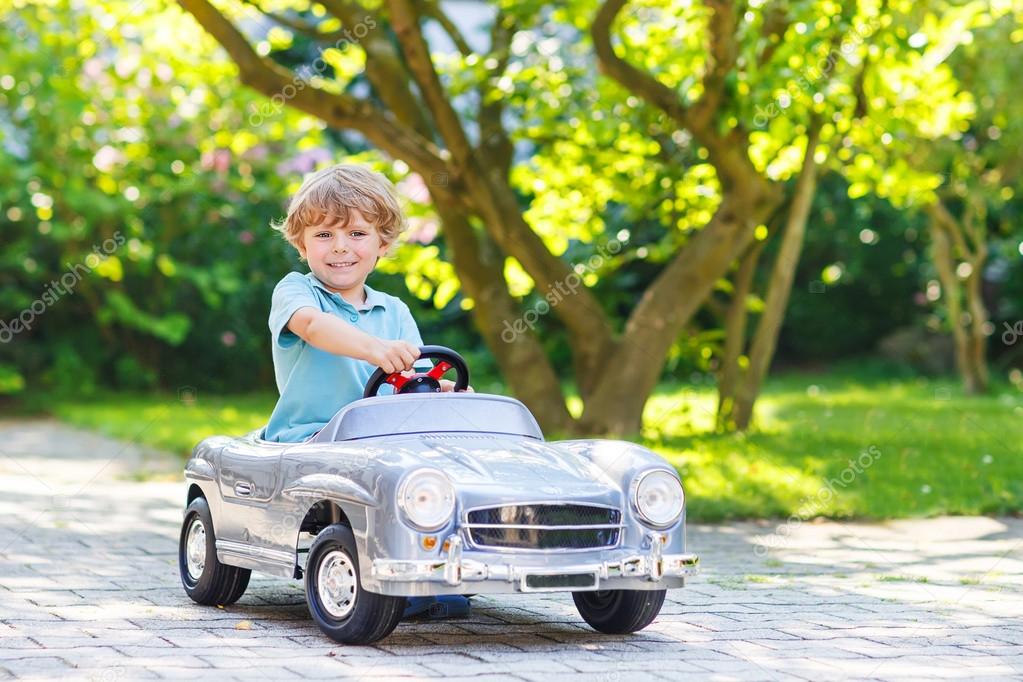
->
xmin=0 ymin=656 xmax=73 ymax=677
xmin=3 ymin=419 xmax=1023 ymax=680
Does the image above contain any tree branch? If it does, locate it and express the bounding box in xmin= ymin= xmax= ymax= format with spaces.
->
xmin=690 ymin=0 xmax=739 ymax=130
xmin=387 ymin=0 xmax=475 ymax=170
xmin=177 ymin=0 xmax=452 ymax=182
xmin=239 ymin=0 xmax=347 ymax=41
xmin=757 ymin=2 xmax=790 ymax=67
xmin=417 ymin=0 xmax=473 ymax=56
xmin=930 ymin=199 xmax=973 ymax=260
xmin=477 ymin=10 xmax=516 ymax=176
xmin=319 ymin=0 xmax=437 ymax=142
xmin=592 ymin=0 xmax=759 ymax=191
xmin=386 ymin=0 xmax=616 ymax=376
xmin=743 ymin=116 xmax=822 ymax=395
xmin=592 ymin=0 xmax=693 ymax=131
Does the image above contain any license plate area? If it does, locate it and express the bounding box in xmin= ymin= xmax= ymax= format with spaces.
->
xmin=521 ymin=571 xmax=599 ymax=592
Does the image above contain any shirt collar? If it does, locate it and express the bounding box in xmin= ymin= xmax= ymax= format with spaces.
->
xmin=306 ymin=272 xmax=388 ymax=312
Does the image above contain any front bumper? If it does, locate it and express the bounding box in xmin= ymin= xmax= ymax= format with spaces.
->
xmin=368 ymin=532 xmax=699 ymax=596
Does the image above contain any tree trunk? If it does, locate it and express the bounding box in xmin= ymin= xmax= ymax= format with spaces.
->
xmin=731 ymin=119 xmax=821 ymax=430
xmin=928 ymin=203 xmax=990 ymax=394
xmin=433 ymin=201 xmax=573 ymax=432
xmin=930 ymin=219 xmax=974 ymax=390
xmin=963 ymin=248 xmax=990 ymax=393
xmin=459 ymin=168 xmax=617 ymax=393
xmin=578 ymin=185 xmax=779 ymax=436
xmin=716 ymin=241 xmax=764 ymax=431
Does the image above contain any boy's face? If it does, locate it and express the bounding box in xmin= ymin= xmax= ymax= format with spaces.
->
xmin=298 ymin=209 xmax=390 ymax=300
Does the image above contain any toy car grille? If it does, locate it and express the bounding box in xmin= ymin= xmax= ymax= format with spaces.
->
xmin=464 ymin=504 xmax=622 ymax=550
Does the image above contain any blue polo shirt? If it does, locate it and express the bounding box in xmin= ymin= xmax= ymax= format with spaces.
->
xmin=264 ymin=271 xmax=428 ymax=442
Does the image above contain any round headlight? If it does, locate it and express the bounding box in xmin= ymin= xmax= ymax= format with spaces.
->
xmin=398 ymin=469 xmax=455 ymax=531
xmin=633 ymin=470 xmax=684 ymax=527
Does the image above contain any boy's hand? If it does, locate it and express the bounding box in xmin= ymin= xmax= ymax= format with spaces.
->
xmin=396 ymin=373 xmax=472 ymax=393
xmin=439 ymin=379 xmax=474 ymax=393
xmin=369 ymin=340 xmax=420 ymax=374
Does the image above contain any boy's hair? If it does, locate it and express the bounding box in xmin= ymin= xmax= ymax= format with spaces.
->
xmin=272 ymin=164 xmax=407 ymax=252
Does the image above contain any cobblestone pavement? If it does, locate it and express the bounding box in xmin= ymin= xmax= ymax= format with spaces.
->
xmin=1 ymin=419 xmax=1021 ymax=681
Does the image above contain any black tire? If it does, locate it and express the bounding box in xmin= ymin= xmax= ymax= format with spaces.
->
xmin=305 ymin=524 xmax=405 ymax=644
xmin=572 ymin=589 xmax=666 ymax=634
xmin=179 ymin=496 xmax=251 ymax=606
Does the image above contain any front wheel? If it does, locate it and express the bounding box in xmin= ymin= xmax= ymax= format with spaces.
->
xmin=179 ymin=496 xmax=251 ymax=606
xmin=572 ymin=589 xmax=666 ymax=634
xmin=305 ymin=524 xmax=405 ymax=644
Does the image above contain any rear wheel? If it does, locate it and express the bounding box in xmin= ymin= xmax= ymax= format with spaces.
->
xmin=572 ymin=589 xmax=666 ymax=634
xmin=305 ymin=524 xmax=405 ymax=644
xmin=179 ymin=496 xmax=251 ymax=606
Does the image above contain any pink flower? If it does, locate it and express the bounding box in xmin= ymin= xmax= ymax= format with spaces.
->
xmin=221 ymin=331 xmax=237 ymax=347
xmin=406 ymin=218 xmax=438 ymax=244
xmin=276 ymin=148 xmax=332 ymax=175
xmin=201 ymin=149 xmax=231 ymax=174
xmin=244 ymin=145 xmax=269 ymax=161
xmin=397 ymin=173 xmax=430 ymax=204
xmin=82 ymin=58 xmax=105 ymax=82
xmin=238 ymin=231 xmax=254 ymax=245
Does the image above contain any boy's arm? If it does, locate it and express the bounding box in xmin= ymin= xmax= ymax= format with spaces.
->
xmin=287 ymin=307 xmax=420 ymax=374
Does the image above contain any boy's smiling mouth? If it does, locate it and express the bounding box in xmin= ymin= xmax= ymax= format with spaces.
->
xmin=327 ymin=261 xmax=358 ymax=269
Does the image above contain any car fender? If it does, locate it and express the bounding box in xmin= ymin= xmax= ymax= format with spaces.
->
xmin=280 ymin=478 xmax=377 ymax=580
xmin=281 ymin=473 xmax=378 ymax=508
xmin=185 ymin=457 xmax=216 ymax=481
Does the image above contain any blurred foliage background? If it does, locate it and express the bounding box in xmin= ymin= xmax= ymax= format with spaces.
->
xmin=1 ymin=0 xmax=1021 ymax=408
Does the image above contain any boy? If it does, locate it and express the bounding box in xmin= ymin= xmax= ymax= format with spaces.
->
xmin=264 ymin=164 xmax=462 ymax=443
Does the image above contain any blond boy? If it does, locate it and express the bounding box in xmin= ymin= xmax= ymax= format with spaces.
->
xmin=264 ymin=164 xmax=459 ymax=442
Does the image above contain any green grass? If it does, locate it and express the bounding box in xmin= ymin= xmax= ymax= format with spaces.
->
xmin=21 ymin=365 xmax=1023 ymax=522
xmin=37 ymin=391 xmax=279 ymax=457
xmin=642 ymin=367 xmax=1023 ymax=521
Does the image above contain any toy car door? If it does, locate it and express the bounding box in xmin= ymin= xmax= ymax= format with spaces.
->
xmin=216 ymin=438 xmax=282 ymax=547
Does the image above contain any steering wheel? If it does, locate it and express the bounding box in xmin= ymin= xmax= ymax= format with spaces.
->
xmin=362 ymin=345 xmax=470 ymax=399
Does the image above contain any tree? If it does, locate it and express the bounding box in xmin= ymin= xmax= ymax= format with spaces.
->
xmin=708 ymin=0 xmax=987 ymax=429
xmin=840 ymin=1 xmax=1023 ymax=395
xmin=177 ymin=0 xmax=786 ymax=435
xmin=591 ymin=0 xmax=873 ymax=432
xmin=175 ymin=0 xmax=984 ymax=436
xmin=922 ymin=9 xmax=1023 ymax=394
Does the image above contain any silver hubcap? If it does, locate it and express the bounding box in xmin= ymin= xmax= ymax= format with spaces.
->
xmin=317 ymin=549 xmax=358 ymax=619
xmin=185 ymin=518 xmax=207 ymax=579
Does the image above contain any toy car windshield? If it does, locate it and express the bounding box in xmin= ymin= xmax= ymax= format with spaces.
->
xmin=311 ymin=393 xmax=544 ymax=442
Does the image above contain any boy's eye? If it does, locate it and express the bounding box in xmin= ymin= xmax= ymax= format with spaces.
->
xmin=349 ymin=231 xmax=366 ymax=238
xmin=315 ymin=232 xmax=331 ymax=238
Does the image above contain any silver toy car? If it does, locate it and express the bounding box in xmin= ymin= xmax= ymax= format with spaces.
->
xmin=178 ymin=346 xmax=698 ymax=643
